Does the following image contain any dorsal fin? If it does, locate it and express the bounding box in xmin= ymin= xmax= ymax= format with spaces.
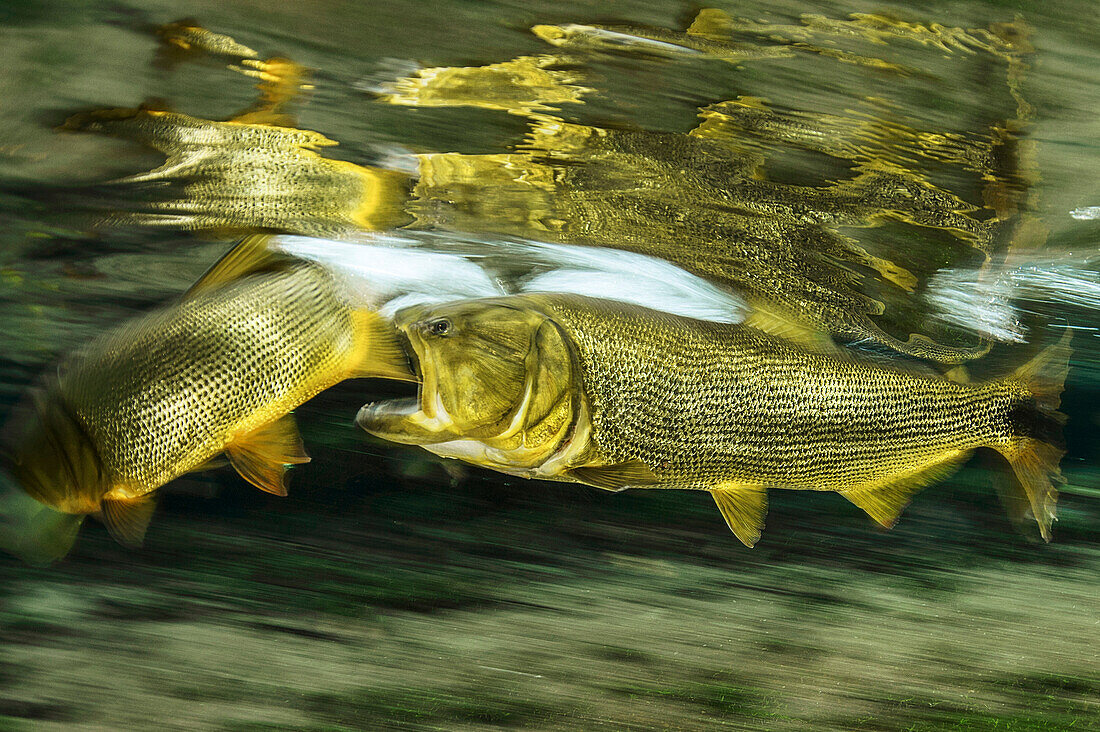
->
xmin=183 ymin=235 xmax=294 ymax=299
xmin=686 ymin=8 xmax=733 ymax=40
xmin=710 ymin=484 xmax=767 ymax=547
xmin=99 ymin=495 xmax=156 ymax=548
xmin=225 ymin=415 xmax=311 ymax=496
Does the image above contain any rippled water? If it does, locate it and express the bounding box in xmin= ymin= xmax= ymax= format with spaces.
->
xmin=0 ymin=1 xmax=1097 ymax=729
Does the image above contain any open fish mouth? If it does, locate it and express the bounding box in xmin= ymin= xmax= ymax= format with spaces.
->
xmin=355 ymin=324 xmax=452 ymax=445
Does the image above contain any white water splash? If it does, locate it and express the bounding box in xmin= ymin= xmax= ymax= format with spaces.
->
xmin=925 ymin=252 xmax=1100 ymax=342
xmin=272 ymin=232 xmax=748 ymax=323
xmin=1069 ymin=206 xmax=1100 ymax=220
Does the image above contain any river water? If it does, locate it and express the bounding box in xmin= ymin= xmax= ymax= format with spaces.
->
xmin=0 ymin=1 xmax=1097 ymax=729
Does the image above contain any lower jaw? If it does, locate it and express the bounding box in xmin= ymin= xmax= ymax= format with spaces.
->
xmin=355 ymin=397 xmax=459 ymax=445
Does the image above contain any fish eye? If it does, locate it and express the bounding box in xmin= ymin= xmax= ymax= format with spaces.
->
xmin=426 ymin=318 xmax=452 ymax=337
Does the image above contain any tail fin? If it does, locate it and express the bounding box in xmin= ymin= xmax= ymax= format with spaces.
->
xmin=996 ymin=331 xmax=1073 ymax=541
xmin=349 ymin=309 xmax=417 ymax=382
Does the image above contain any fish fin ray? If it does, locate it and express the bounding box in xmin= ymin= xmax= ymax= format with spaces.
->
xmin=184 ymin=235 xmax=293 ymax=299
xmin=1011 ymin=329 xmax=1072 ymax=411
xmin=568 ymin=460 xmax=660 ymax=491
xmin=710 ymin=484 xmax=767 ymax=547
xmin=225 ymin=415 xmax=311 ymax=496
xmin=743 ymin=306 xmax=842 ymax=356
xmin=99 ymin=495 xmax=156 ymax=548
xmin=993 ymin=330 xmax=1073 ymax=541
xmin=944 ymin=366 xmax=971 ymax=384
xmin=995 ymin=439 xmax=1064 ymax=542
xmin=189 ymin=455 xmax=229 ymax=472
xmin=841 ymin=451 xmax=969 ymax=528
xmin=348 ymin=310 xmax=416 ymax=381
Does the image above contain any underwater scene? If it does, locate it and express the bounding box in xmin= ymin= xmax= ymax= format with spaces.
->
xmin=0 ymin=0 xmax=1097 ymax=729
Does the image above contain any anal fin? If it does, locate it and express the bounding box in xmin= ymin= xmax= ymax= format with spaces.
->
xmin=840 ymin=450 xmax=969 ymax=528
xmin=568 ymin=460 xmax=660 ymax=491
xmin=710 ymin=484 xmax=767 ymax=547
xmin=100 ymin=495 xmax=156 ymax=548
xmin=225 ymin=415 xmax=311 ymax=496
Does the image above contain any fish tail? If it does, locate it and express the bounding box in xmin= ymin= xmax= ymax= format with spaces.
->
xmin=993 ymin=330 xmax=1073 ymax=541
xmin=349 ymin=309 xmax=416 ymax=382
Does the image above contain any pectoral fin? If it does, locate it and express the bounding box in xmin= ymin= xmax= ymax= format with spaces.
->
xmin=841 ymin=451 xmax=969 ymax=528
xmin=710 ymin=485 xmax=767 ymax=547
xmin=225 ymin=415 xmax=311 ymax=496
xmin=568 ymin=460 xmax=661 ymax=491
xmin=100 ymin=495 xmax=156 ymax=548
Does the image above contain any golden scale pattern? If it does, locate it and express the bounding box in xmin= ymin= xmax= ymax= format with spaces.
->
xmin=540 ymin=297 xmax=1028 ymax=492
xmin=60 ymin=266 xmax=357 ymax=491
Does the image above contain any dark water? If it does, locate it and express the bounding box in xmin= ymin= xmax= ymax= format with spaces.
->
xmin=0 ymin=1 xmax=1097 ymax=729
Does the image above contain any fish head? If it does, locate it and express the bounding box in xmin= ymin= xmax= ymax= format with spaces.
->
xmin=358 ymin=298 xmax=577 ymax=449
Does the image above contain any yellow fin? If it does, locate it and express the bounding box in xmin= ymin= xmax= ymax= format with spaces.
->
xmin=996 ymin=438 xmax=1064 ymax=542
xmin=710 ymin=485 xmax=767 ymax=547
xmin=944 ymin=366 xmax=971 ymax=384
xmin=841 ymin=451 xmax=969 ymax=528
xmin=99 ymin=495 xmax=156 ymax=548
xmin=225 ymin=415 xmax=311 ymax=496
xmin=1011 ymin=330 xmax=1073 ymax=409
xmin=189 ymin=455 xmax=229 ymax=472
xmin=349 ymin=310 xmax=416 ymax=381
xmin=992 ymin=332 xmax=1073 ymax=541
xmin=686 ymin=8 xmax=733 ymax=40
xmin=183 ymin=235 xmax=291 ymax=299
xmin=568 ymin=460 xmax=660 ymax=491
xmin=743 ymin=306 xmax=841 ymax=355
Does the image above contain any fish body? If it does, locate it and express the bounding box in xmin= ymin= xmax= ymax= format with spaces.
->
xmin=2 ymin=245 xmax=407 ymax=557
xmin=358 ymin=294 xmax=1069 ymax=545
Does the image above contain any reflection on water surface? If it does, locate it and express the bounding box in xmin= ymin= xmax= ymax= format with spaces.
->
xmin=0 ymin=2 xmax=1096 ymax=729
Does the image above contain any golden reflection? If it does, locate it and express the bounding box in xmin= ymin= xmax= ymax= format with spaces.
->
xmin=377 ymin=55 xmax=593 ymax=114
xmin=155 ymin=18 xmax=260 ymax=62
xmin=65 ymin=17 xmax=1036 ymax=362
xmin=62 ymin=107 xmax=409 ymax=235
xmin=413 ymin=109 xmax=1006 ymax=362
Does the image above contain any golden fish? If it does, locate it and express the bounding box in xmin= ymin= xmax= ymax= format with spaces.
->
xmin=358 ymin=295 xmax=1069 ymax=546
xmin=0 ymin=237 xmax=409 ymax=562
